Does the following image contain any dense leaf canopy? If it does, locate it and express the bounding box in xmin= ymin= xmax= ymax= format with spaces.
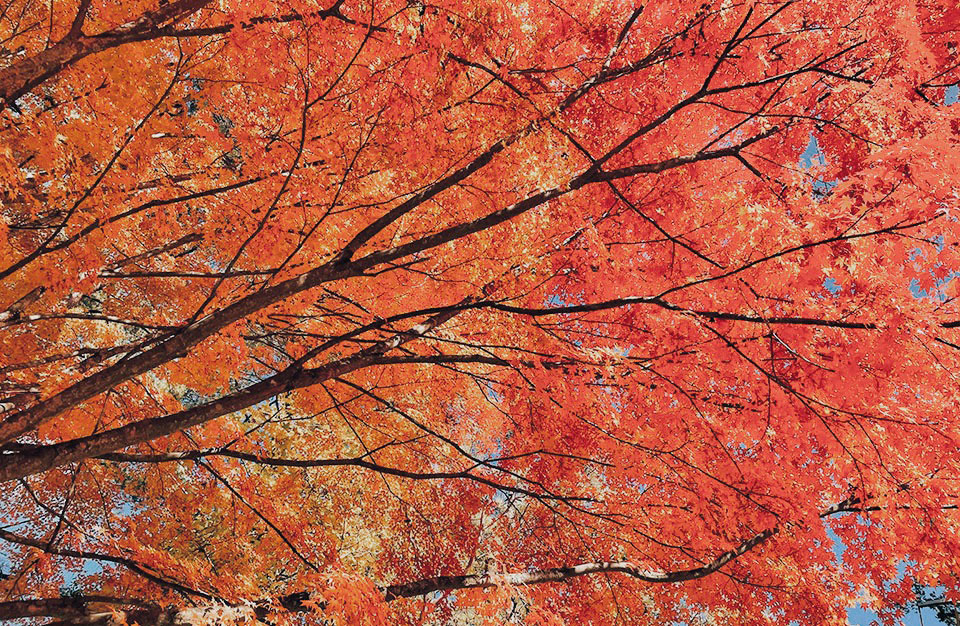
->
xmin=1 ymin=0 xmax=960 ymax=624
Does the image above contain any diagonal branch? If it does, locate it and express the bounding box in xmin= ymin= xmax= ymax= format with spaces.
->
xmin=0 ymin=127 xmax=768 ymax=450
xmin=0 ymin=528 xmax=212 ymax=599
xmin=197 ymin=460 xmax=321 ymax=572
xmin=0 ymin=307 xmax=467 ymax=481
xmin=67 ymin=0 xmax=94 ymax=38
xmin=0 ymin=597 xmax=152 ymax=621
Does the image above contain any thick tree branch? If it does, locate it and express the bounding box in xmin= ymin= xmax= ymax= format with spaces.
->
xmin=0 ymin=261 xmax=360 ymax=446
xmin=354 ymin=129 xmax=783 ymax=280
xmin=67 ymin=0 xmax=94 ymax=38
xmin=0 ymin=0 xmax=212 ymax=107
xmin=384 ymin=528 xmax=777 ymax=600
xmin=0 ymin=306 xmax=465 ymax=481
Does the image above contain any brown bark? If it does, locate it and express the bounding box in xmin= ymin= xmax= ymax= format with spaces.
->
xmin=0 ymin=0 xmax=213 ymax=109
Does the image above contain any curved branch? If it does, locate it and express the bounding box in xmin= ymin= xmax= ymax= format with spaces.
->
xmin=0 ymin=528 xmax=213 ymax=599
xmin=487 ymin=298 xmax=879 ymax=329
xmin=385 ymin=528 xmax=777 ymax=600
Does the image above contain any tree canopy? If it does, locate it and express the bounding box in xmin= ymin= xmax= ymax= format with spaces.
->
xmin=1 ymin=0 xmax=960 ymax=624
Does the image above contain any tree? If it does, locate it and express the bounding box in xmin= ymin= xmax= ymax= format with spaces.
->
xmin=1 ymin=0 xmax=959 ymax=623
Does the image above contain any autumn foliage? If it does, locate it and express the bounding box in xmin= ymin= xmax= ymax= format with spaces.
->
xmin=1 ymin=0 xmax=960 ymax=624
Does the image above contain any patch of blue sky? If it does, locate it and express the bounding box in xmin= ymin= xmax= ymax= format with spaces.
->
xmin=480 ymin=379 xmax=503 ymax=404
xmin=0 ymin=550 xmax=11 ymax=579
xmin=905 ymin=237 xmax=958 ymax=301
xmin=847 ymin=595 xmax=929 ymax=625
xmin=734 ymin=440 xmax=760 ymax=459
xmin=908 ymin=269 xmax=959 ymax=302
xmin=1 ymin=510 xmax=119 ymax=592
xmin=62 ymin=560 xmax=110 ymax=593
xmin=945 ymin=84 xmax=958 ymax=106
xmin=848 ymin=597 xmax=954 ymax=625
xmin=799 ymin=134 xmax=840 ymax=199
xmin=823 ymin=276 xmax=843 ymax=295
xmin=800 ymin=134 xmax=826 ymax=169
xmin=545 ymin=292 xmax=568 ymax=307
